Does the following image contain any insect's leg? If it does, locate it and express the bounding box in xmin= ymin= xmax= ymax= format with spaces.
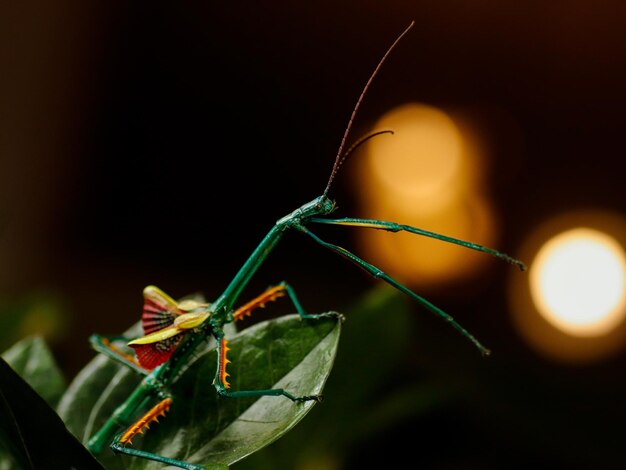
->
xmin=309 ymin=217 xmax=526 ymax=271
xmin=281 ymin=281 xmax=344 ymax=321
xmin=231 ymin=284 xmax=287 ymax=321
xmin=87 ymin=376 xmax=159 ymax=454
xmin=107 ymin=397 xmax=205 ymax=470
xmin=212 ymin=328 xmax=321 ymax=402
xmin=298 ymin=225 xmax=491 ymax=356
xmin=89 ymin=334 xmax=150 ymax=375
xmin=232 ymin=283 xmax=342 ymax=322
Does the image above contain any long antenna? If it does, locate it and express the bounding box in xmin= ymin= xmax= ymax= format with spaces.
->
xmin=323 ymin=20 xmax=415 ymax=198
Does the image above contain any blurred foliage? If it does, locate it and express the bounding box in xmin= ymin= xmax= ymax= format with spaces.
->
xmin=1 ymin=336 xmax=65 ymax=408
xmin=0 ymin=291 xmax=68 ymax=353
xmin=0 ymin=338 xmax=103 ymax=470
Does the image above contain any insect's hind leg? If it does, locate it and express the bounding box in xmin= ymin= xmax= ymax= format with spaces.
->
xmin=298 ymin=225 xmax=491 ymax=356
xmin=109 ymin=397 xmax=205 ymax=470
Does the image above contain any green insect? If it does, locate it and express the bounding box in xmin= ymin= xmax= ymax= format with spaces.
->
xmin=86 ymin=21 xmax=525 ymax=469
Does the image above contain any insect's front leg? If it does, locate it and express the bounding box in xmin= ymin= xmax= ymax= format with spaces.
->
xmin=212 ymin=327 xmax=322 ymax=402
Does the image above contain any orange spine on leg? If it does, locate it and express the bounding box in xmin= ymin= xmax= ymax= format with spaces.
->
xmin=233 ymin=285 xmax=287 ymax=321
xmin=219 ymin=337 xmax=231 ymax=389
xmin=120 ymin=397 xmax=172 ymax=445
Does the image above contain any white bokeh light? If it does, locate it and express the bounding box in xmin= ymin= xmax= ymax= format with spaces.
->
xmin=530 ymin=228 xmax=626 ymax=337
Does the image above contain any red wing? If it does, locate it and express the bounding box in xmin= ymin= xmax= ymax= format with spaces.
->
xmin=130 ymin=334 xmax=183 ymax=370
xmin=141 ymin=285 xmax=181 ymax=335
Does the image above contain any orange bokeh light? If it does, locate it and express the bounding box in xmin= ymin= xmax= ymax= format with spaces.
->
xmin=351 ymin=103 xmax=497 ymax=287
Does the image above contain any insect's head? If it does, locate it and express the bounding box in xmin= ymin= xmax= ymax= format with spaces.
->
xmin=298 ymin=195 xmax=337 ymax=219
xmin=315 ymin=194 xmax=336 ymax=215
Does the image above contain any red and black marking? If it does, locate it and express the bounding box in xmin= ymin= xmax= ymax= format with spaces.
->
xmin=142 ymin=296 xmax=179 ymax=335
xmin=130 ymin=335 xmax=183 ymax=371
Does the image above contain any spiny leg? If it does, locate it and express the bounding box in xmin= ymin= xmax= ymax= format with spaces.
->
xmin=232 ymin=283 xmax=342 ymax=322
xmin=231 ymin=284 xmax=286 ymax=321
xmin=298 ymin=225 xmax=492 ymax=356
xmin=89 ymin=334 xmax=150 ymax=376
xmin=116 ymin=397 xmax=172 ymax=447
xmin=212 ymin=329 xmax=322 ymax=402
xmin=109 ymin=397 xmax=205 ymax=470
xmin=310 ymin=217 xmax=526 ymax=271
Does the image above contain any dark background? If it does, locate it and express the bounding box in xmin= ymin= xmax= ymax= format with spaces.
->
xmin=2 ymin=2 xmax=626 ymax=469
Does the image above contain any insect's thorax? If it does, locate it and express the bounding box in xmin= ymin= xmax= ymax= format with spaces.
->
xmin=209 ymin=196 xmax=335 ymax=325
xmin=275 ymin=195 xmax=335 ymax=227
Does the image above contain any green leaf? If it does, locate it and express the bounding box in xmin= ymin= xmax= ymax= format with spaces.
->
xmin=59 ymin=314 xmax=341 ymax=469
xmin=0 ymin=357 xmax=104 ymax=469
xmin=2 ymin=336 xmax=66 ymax=408
xmin=233 ymin=285 xmax=464 ymax=470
